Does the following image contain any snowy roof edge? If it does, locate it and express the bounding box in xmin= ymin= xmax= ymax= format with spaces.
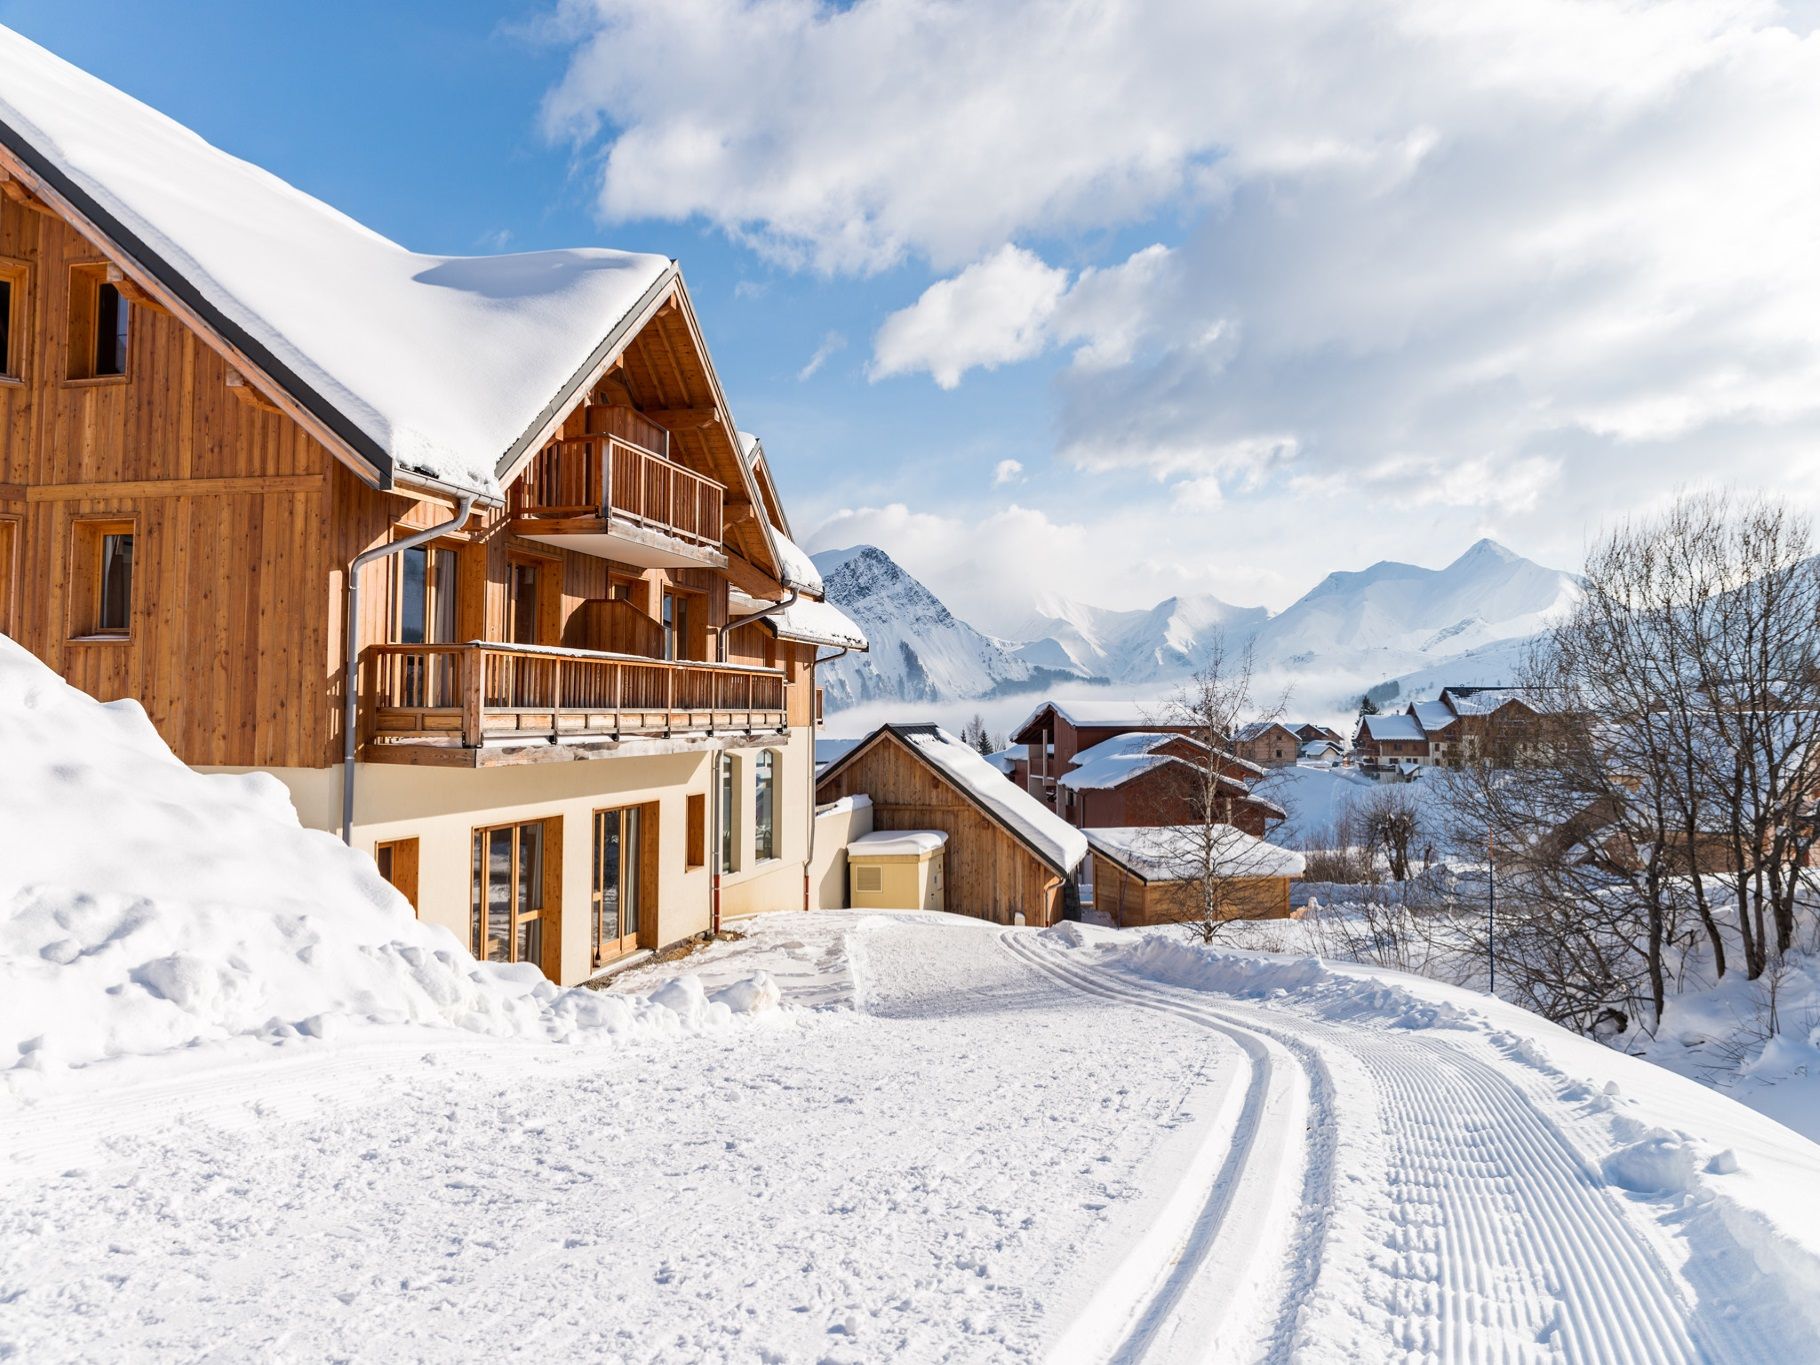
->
xmin=0 ymin=114 xmax=403 ymax=490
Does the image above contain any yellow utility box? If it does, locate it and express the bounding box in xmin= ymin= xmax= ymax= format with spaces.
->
xmin=847 ymin=830 xmax=948 ymax=911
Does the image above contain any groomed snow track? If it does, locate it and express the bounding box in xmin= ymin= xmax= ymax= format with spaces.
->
xmin=1004 ymin=930 xmax=1758 ymax=1365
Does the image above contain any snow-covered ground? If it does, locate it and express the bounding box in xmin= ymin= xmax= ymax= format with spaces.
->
xmin=8 ymin=910 xmax=1820 ymax=1362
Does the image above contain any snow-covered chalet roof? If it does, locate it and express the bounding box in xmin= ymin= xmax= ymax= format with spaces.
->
xmin=1234 ymin=721 xmax=1296 ymax=742
xmin=825 ymin=726 xmax=1087 ymax=874
xmin=769 ymin=525 xmax=823 ymax=595
xmin=728 ymin=589 xmax=867 ymax=651
xmin=1410 ymin=700 xmax=1457 ymax=733
xmin=0 ymin=25 xmax=676 ymax=500
xmin=1011 ymin=697 xmax=1173 ymax=740
xmin=983 ymin=744 xmax=1027 ymax=775
xmin=1362 ymin=713 xmax=1428 ymax=743
xmin=1085 ymin=826 xmax=1306 ymax=882
xmin=1442 ymin=687 xmax=1540 ymax=717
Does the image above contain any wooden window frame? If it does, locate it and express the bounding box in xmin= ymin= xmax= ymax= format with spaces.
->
xmin=388 ymin=538 xmax=461 ymax=645
xmin=65 ymin=261 xmax=130 ymax=384
xmin=505 ymin=549 xmax=561 ymax=646
xmin=374 ymin=837 xmax=421 ymax=915
xmin=68 ymin=516 xmax=136 ymax=642
xmin=0 ymin=258 xmax=26 ymax=383
xmin=0 ymin=516 xmax=17 ymax=638
xmin=591 ymin=802 xmax=658 ymax=966
xmin=753 ymin=748 xmax=778 ymax=863
xmin=469 ymin=816 xmax=562 ymax=978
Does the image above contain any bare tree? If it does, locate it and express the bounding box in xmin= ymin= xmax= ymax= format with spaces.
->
xmin=1441 ymin=491 xmax=1820 ymax=1030
xmin=1358 ymin=785 xmax=1422 ymax=882
xmin=1148 ymin=642 xmax=1292 ymax=943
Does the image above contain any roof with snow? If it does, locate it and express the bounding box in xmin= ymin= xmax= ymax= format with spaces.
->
xmin=848 ymin=829 xmax=948 ymax=857
xmin=1441 ymin=686 xmax=1541 ymax=717
xmin=1234 ymin=721 xmax=1298 ymax=742
xmin=0 ymin=26 xmax=684 ymax=501
xmin=983 ymin=744 xmax=1027 ymax=775
xmin=1410 ymin=700 xmax=1457 ymax=733
xmin=1085 ymin=826 xmax=1307 ymax=882
xmin=1301 ymin=739 xmax=1342 ymax=757
xmin=728 ymin=590 xmax=867 ymax=651
xmin=1361 ymin=713 xmax=1428 ymax=743
xmin=1011 ymin=697 xmax=1181 ymax=740
xmin=769 ymin=525 xmax=823 ymax=595
xmin=820 ymin=725 xmax=1088 ymax=875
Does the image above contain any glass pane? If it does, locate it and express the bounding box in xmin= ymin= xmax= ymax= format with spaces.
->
xmin=720 ymin=760 xmax=735 ymax=871
xmin=662 ymin=593 xmax=677 ymax=661
xmin=755 ymin=752 xmax=774 ymax=861
xmin=95 ymin=283 xmax=128 ymax=376
xmin=518 ymin=915 xmax=541 ymax=969
xmin=470 ymin=833 xmax=485 ymax=956
xmin=0 ymin=278 xmax=11 ymax=375
xmin=596 ymin=811 xmax=621 ymax=952
xmin=518 ymin=822 xmax=544 ymax=913
xmin=398 ymin=547 xmax=427 ymax=644
xmin=430 ymin=548 xmax=459 ymax=644
xmin=623 ymin=808 xmax=640 ymax=938
xmin=511 ymin=563 xmax=538 ymax=644
xmin=98 ymin=533 xmax=134 ymax=632
xmin=486 ymin=828 xmax=513 ymax=963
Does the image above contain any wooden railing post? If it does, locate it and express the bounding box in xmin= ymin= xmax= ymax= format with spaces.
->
xmin=462 ymin=647 xmax=485 ymax=748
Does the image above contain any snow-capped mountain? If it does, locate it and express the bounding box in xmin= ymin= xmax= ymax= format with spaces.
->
xmin=1012 ymin=591 xmax=1272 ymax=683
xmin=811 ymin=538 xmax=1578 ymax=714
xmin=812 ymin=547 xmax=1087 ymax=709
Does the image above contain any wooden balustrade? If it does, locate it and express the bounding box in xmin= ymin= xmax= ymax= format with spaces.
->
xmin=364 ymin=642 xmax=787 ymax=756
xmin=513 ymin=433 xmax=724 ymax=552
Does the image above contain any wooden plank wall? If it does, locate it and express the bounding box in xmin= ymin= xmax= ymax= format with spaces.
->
xmin=816 ymin=734 xmax=1062 ymax=926
xmin=0 ymin=195 xmax=338 ymax=769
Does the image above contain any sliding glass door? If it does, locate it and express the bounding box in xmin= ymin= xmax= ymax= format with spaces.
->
xmin=470 ymin=820 xmax=548 ymax=970
xmin=592 ymin=806 xmax=645 ymax=965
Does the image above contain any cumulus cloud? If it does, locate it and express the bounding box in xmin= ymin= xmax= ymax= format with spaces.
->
xmin=544 ymin=0 xmax=1820 ymax=594
xmin=992 ymin=459 xmax=1024 ymax=487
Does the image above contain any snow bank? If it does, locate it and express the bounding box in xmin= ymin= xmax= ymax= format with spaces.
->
xmin=0 ymin=638 xmax=776 ymax=1082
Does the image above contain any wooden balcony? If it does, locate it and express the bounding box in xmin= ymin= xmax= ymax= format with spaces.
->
xmin=510 ymin=434 xmax=727 ymax=569
xmin=362 ymin=642 xmax=786 ymax=766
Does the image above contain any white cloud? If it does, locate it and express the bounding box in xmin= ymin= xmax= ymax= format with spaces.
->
xmin=870 ymin=246 xmax=1066 ymax=388
xmin=797 ymin=330 xmax=846 ymax=380
xmin=871 ymin=243 xmax=1174 ymax=388
xmin=545 ymin=0 xmax=1820 ymax=582
xmin=992 ymin=459 xmax=1024 ymax=487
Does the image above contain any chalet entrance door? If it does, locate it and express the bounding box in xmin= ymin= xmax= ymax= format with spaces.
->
xmin=592 ymin=805 xmax=645 ymax=965
xmin=470 ymin=820 xmax=550 ymax=973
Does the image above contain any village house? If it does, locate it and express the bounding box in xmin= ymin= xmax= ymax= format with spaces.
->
xmin=1232 ymin=720 xmax=1303 ymax=767
xmin=1085 ymin=825 xmax=1306 ymax=927
xmin=0 ymin=31 xmax=866 ymax=985
xmin=1355 ymin=686 xmax=1544 ymax=778
xmin=816 ymin=724 xmax=1087 ymax=926
xmin=1054 ymin=731 xmax=1283 ymax=836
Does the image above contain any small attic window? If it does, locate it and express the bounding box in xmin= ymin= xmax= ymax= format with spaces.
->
xmin=68 ymin=263 xmax=129 ymax=380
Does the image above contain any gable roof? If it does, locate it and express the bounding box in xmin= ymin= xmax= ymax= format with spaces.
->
xmin=1011 ymin=696 xmax=1187 ymax=742
xmin=1361 ymin=712 xmax=1428 ymax=742
xmin=0 ymin=25 xmax=684 ymax=502
xmin=1085 ymin=825 xmax=1306 ymax=882
xmin=819 ymin=724 xmax=1087 ymax=875
xmin=1234 ymin=720 xmax=1298 ymax=742
xmin=1442 ymin=686 xmax=1542 ymax=717
xmin=1410 ymin=699 xmax=1457 ymax=733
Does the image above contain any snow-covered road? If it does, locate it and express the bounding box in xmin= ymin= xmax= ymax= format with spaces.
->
xmin=3 ymin=912 xmax=1817 ymax=1363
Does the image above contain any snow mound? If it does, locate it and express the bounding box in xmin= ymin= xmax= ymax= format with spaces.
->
xmin=1109 ymin=933 xmax=1478 ymax=1030
xmin=0 ymin=637 xmax=769 ymax=1080
xmin=1603 ymin=1127 xmax=1698 ymax=1195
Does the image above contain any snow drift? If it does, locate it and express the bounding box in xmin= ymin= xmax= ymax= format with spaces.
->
xmin=0 ymin=637 xmax=776 ymax=1080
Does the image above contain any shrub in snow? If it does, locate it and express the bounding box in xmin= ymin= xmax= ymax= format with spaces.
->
xmin=0 ymin=638 xmax=775 ymax=1079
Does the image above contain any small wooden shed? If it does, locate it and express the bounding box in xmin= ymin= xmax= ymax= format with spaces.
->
xmin=816 ymin=724 xmax=1088 ymax=927
xmin=1086 ymin=825 xmax=1305 ymax=928
xmin=847 ymin=829 xmax=948 ymax=911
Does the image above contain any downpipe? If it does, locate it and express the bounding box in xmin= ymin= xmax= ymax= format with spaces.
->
xmin=340 ymin=493 xmax=476 ymax=843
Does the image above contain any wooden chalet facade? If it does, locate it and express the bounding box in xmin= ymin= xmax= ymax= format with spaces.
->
xmin=1009 ymin=700 xmax=1205 ymax=809
xmin=1232 ymin=721 xmax=1302 ymax=768
xmin=1054 ymin=732 xmax=1283 ymax=836
xmin=1085 ymin=827 xmax=1302 ymax=928
xmin=0 ymin=31 xmax=865 ymax=985
xmin=816 ymin=724 xmax=1087 ymax=926
xmin=1354 ymin=687 xmax=1543 ymax=779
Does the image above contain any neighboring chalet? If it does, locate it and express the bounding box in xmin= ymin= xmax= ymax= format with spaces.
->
xmin=1354 ymin=687 xmax=1543 ymax=778
xmin=816 ymin=724 xmax=1088 ymax=926
xmin=1295 ymin=722 xmax=1344 ymax=747
xmin=1232 ymin=721 xmax=1302 ymax=767
xmin=1055 ymin=731 xmax=1283 ymax=837
xmin=1007 ymin=699 xmax=1201 ymax=805
xmin=1086 ymin=826 xmax=1306 ymax=927
xmin=0 ymin=29 xmax=866 ymax=985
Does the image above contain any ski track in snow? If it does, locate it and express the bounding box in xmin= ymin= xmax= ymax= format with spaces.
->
xmin=1 ymin=912 xmax=1805 ymax=1363
xmin=1012 ymin=931 xmax=1766 ymax=1365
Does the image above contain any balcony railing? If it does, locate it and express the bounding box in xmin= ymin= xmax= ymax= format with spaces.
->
xmin=512 ymin=434 xmax=725 ymax=552
xmin=364 ymin=642 xmax=786 ymax=755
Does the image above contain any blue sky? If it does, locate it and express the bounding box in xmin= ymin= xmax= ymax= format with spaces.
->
xmin=8 ymin=2 xmax=1819 ymax=633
